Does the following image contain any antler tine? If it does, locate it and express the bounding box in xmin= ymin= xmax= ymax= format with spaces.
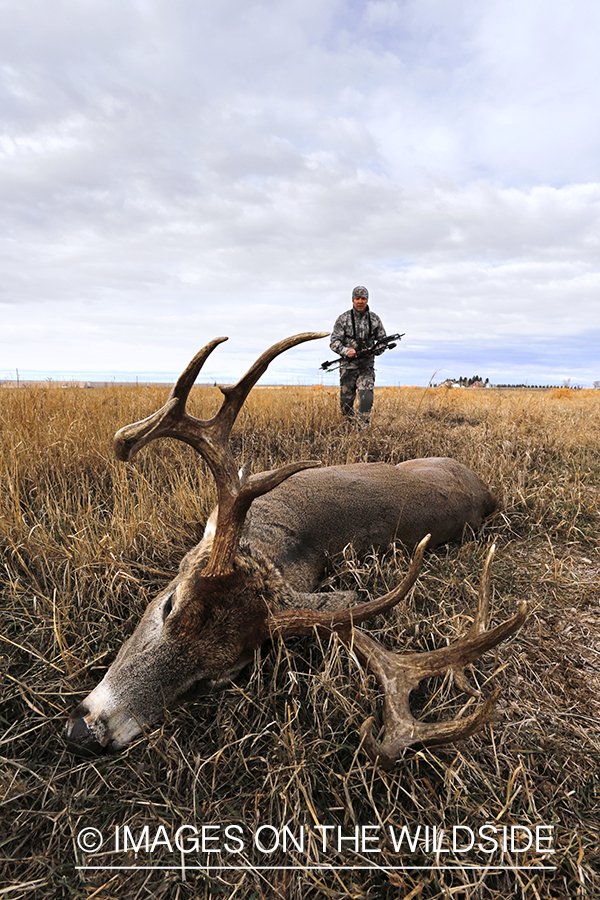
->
xmin=168 ymin=337 xmax=230 ymax=406
xmin=269 ymin=534 xmax=430 ymax=638
xmin=452 ymin=543 xmax=493 ymax=695
xmin=216 ymin=333 xmax=329 ymax=437
xmin=347 ymin=548 xmax=527 ymax=769
xmin=114 ymin=332 xmax=328 ymax=577
xmin=470 ymin=542 xmax=493 ymax=635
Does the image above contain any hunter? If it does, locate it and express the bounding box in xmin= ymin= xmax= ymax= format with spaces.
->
xmin=329 ymin=286 xmax=387 ymax=424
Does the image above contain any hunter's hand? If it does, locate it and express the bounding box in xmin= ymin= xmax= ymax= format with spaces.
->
xmin=346 ymin=348 xmax=357 ymax=358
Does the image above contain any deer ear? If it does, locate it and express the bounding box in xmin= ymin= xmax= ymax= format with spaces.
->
xmin=202 ymin=507 xmax=218 ymax=543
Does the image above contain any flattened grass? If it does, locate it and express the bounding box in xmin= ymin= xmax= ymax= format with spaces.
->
xmin=2 ymin=383 xmax=599 ymax=898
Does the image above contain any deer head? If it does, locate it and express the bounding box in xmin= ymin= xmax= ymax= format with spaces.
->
xmin=66 ymin=334 xmax=526 ymax=766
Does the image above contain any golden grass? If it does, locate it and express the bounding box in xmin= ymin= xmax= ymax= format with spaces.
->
xmin=2 ymin=383 xmax=599 ymax=899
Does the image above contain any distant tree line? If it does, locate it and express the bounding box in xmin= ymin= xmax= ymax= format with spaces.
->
xmin=494 ymin=383 xmax=584 ymax=390
xmin=432 ymin=378 xmax=590 ymax=390
xmin=434 ymin=376 xmax=489 ymax=388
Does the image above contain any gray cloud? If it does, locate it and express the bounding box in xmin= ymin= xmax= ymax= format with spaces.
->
xmin=0 ymin=0 xmax=598 ymax=384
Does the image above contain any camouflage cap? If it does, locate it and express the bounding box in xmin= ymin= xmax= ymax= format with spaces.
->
xmin=352 ymin=285 xmax=369 ymax=300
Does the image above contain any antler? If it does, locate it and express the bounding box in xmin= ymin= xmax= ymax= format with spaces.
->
xmin=271 ymin=541 xmax=526 ymax=769
xmin=114 ymin=333 xmax=328 ymax=577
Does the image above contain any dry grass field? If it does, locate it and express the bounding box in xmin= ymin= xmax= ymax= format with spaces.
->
xmin=2 ymin=380 xmax=599 ymax=899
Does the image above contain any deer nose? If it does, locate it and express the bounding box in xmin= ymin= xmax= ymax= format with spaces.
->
xmin=65 ymin=716 xmax=106 ymax=757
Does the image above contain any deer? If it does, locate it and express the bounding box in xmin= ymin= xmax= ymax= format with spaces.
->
xmin=66 ymin=333 xmax=526 ymax=770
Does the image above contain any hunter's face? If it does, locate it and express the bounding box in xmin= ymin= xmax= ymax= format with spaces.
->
xmin=353 ymin=295 xmax=368 ymax=312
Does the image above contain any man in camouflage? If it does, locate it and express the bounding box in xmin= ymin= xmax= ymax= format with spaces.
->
xmin=329 ymin=286 xmax=386 ymax=424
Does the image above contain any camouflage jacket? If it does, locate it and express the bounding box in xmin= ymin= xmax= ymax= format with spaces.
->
xmin=329 ymin=307 xmax=386 ymax=369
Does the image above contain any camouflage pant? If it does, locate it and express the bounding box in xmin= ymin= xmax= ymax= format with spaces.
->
xmin=339 ymin=365 xmax=375 ymax=419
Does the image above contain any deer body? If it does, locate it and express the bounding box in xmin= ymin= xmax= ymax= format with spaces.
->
xmin=66 ymin=334 xmax=525 ymax=767
xmin=239 ymin=459 xmax=496 ymax=592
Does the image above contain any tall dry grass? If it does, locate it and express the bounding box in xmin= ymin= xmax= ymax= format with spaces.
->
xmin=2 ymin=382 xmax=599 ymax=899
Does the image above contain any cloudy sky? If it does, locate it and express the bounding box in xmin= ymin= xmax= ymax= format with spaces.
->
xmin=1 ymin=0 xmax=598 ymax=386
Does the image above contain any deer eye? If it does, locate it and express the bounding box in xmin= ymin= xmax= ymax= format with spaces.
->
xmin=162 ymin=592 xmax=174 ymax=622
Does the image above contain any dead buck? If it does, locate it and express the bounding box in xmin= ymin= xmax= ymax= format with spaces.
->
xmin=66 ymin=333 xmax=526 ymax=769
